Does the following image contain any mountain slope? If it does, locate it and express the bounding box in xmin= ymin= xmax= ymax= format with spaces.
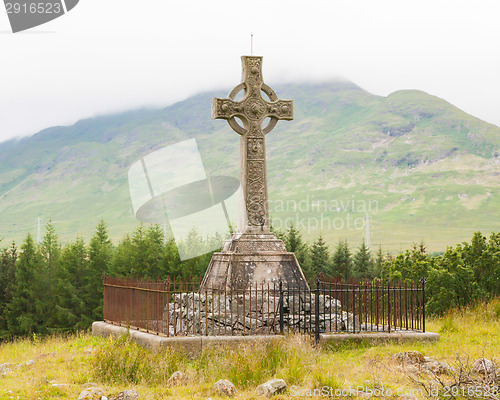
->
xmin=0 ymin=81 xmax=499 ymax=251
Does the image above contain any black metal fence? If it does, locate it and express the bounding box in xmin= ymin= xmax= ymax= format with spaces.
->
xmin=103 ymin=275 xmax=425 ymax=340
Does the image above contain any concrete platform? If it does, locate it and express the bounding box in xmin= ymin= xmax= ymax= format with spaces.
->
xmin=320 ymin=331 xmax=440 ymax=345
xmin=92 ymin=321 xmax=439 ymax=356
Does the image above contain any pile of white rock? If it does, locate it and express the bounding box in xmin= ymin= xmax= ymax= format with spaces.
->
xmin=159 ymin=291 xmax=360 ymax=336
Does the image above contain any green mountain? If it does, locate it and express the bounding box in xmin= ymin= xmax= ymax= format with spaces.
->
xmin=1 ymin=81 xmax=499 ymax=251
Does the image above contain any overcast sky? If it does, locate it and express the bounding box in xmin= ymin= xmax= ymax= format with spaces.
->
xmin=1 ymin=0 xmax=499 ymax=143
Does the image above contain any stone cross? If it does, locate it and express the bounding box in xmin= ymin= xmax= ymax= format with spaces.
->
xmin=212 ymin=56 xmax=293 ymax=233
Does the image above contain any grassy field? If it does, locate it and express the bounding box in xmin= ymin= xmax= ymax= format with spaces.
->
xmin=0 ymin=298 xmax=499 ymax=399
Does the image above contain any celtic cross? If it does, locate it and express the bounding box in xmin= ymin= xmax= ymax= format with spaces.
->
xmin=212 ymin=56 xmax=293 ymax=233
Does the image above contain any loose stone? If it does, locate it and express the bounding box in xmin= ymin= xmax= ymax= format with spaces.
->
xmin=212 ymin=379 xmax=237 ymax=397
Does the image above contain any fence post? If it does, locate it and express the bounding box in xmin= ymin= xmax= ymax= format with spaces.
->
xmin=387 ymin=282 xmax=391 ymax=333
xmin=164 ymin=279 xmax=170 ymax=337
xmin=279 ymin=278 xmax=284 ymax=335
xmin=315 ymin=277 xmax=320 ymax=344
xmin=420 ymin=277 xmax=426 ymax=333
xmin=102 ymin=274 xmax=107 ymax=322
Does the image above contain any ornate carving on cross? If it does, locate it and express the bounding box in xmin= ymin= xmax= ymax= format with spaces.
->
xmin=212 ymin=56 xmax=293 ymax=232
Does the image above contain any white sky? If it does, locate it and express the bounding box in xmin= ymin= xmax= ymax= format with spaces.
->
xmin=0 ymin=0 xmax=499 ymax=143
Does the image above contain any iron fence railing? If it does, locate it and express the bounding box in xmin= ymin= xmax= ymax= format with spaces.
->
xmin=103 ymin=275 xmax=425 ymax=339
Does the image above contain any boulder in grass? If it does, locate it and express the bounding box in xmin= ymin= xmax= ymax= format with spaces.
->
xmin=0 ymin=363 xmax=11 ymax=376
xmin=82 ymin=383 xmax=101 ymax=389
xmin=255 ymin=379 xmax=287 ymax=397
xmin=109 ymin=389 xmax=139 ymax=400
xmin=77 ymin=387 xmax=107 ymax=400
xmin=422 ymin=360 xmax=453 ymax=375
xmin=393 ymin=351 xmax=425 ymax=365
xmin=166 ymin=371 xmax=188 ymax=387
xmin=212 ymin=379 xmax=237 ymax=397
xmin=472 ymin=358 xmax=495 ymax=375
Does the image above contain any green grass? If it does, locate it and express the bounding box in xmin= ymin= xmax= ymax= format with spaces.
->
xmin=1 ymin=298 xmax=500 ymax=399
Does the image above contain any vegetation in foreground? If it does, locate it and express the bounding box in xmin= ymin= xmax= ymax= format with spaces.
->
xmin=0 ymin=298 xmax=499 ymax=399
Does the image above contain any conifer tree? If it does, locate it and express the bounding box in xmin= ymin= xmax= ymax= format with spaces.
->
xmin=283 ymin=223 xmax=312 ymax=280
xmin=87 ymin=220 xmax=113 ymax=320
xmin=310 ymin=235 xmax=330 ymax=277
xmin=283 ymin=223 xmax=303 ymax=253
xmin=332 ymin=239 xmax=352 ymax=279
xmin=109 ymin=234 xmax=132 ymax=277
xmin=144 ymin=224 xmax=167 ymax=278
xmin=55 ymin=237 xmax=90 ymax=331
xmin=7 ymin=234 xmax=42 ymax=336
xmin=176 ymin=228 xmax=219 ymax=280
xmin=0 ymin=242 xmax=17 ymax=340
xmin=353 ymin=240 xmax=373 ymax=278
xmin=372 ymin=244 xmax=384 ymax=278
xmin=161 ymin=237 xmax=181 ymax=278
xmin=38 ymin=221 xmax=61 ymax=330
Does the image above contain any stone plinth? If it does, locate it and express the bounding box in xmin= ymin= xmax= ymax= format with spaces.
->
xmin=201 ymin=232 xmax=308 ymax=290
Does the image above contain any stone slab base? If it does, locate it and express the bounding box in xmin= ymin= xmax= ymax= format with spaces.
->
xmin=92 ymin=321 xmax=439 ymax=356
xmin=201 ymin=232 xmax=309 ymax=290
xmin=92 ymin=321 xmax=284 ymax=357
xmin=320 ymin=331 xmax=440 ymax=345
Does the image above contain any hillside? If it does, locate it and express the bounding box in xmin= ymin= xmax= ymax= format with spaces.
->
xmin=0 ymin=81 xmax=499 ymax=251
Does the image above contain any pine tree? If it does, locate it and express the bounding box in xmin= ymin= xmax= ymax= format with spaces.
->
xmin=372 ymin=244 xmax=384 ymax=278
xmin=283 ymin=223 xmax=304 ymax=253
xmin=110 ymin=224 xmax=188 ymax=279
xmin=38 ymin=221 xmax=61 ymax=331
xmin=271 ymin=224 xmax=286 ymax=242
xmin=353 ymin=240 xmax=373 ymax=278
xmin=55 ymin=237 xmax=91 ymax=331
xmin=332 ymin=239 xmax=352 ymax=279
xmin=176 ymin=228 xmax=217 ymax=280
xmin=110 ymin=224 xmax=149 ymax=277
xmin=7 ymin=234 xmax=42 ymax=336
xmin=109 ymin=234 xmax=132 ymax=277
xmin=161 ymin=238 xmax=181 ymax=278
xmin=87 ymin=220 xmax=113 ymax=320
xmin=144 ymin=225 xmax=167 ymax=278
xmin=283 ymin=223 xmax=312 ymax=280
xmin=0 ymin=242 xmax=17 ymax=340
xmin=310 ymin=235 xmax=330 ymax=277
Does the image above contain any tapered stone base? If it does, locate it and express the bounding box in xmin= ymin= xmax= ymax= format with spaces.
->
xmin=201 ymin=232 xmax=309 ymax=290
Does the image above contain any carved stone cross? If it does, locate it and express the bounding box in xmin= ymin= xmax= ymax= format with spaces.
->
xmin=212 ymin=56 xmax=293 ymax=233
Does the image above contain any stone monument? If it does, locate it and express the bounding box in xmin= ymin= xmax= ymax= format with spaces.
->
xmin=201 ymin=56 xmax=308 ymax=290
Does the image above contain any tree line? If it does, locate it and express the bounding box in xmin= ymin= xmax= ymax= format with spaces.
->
xmin=0 ymin=221 xmax=498 ymax=340
xmin=273 ymin=224 xmax=383 ymax=280
xmin=381 ymin=232 xmax=500 ymax=315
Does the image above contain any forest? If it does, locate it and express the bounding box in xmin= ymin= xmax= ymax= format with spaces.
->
xmin=0 ymin=220 xmax=499 ymax=340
